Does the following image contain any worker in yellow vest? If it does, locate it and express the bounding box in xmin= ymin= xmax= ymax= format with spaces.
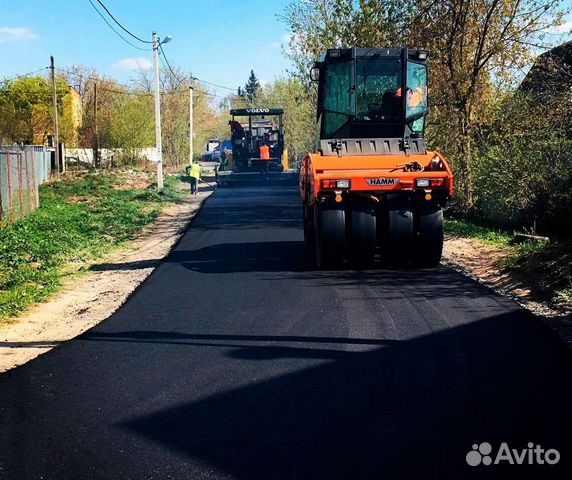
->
xmin=187 ymin=161 xmax=201 ymax=194
xmin=282 ymin=148 xmax=289 ymax=170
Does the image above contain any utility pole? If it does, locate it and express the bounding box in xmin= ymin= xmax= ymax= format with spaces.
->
xmin=93 ymin=82 xmax=99 ymax=168
xmin=152 ymin=32 xmax=164 ymax=191
xmin=189 ymin=84 xmax=194 ymax=165
xmin=50 ymin=56 xmax=61 ymax=174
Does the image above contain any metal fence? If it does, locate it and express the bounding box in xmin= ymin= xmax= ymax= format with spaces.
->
xmin=0 ymin=146 xmax=51 ymax=223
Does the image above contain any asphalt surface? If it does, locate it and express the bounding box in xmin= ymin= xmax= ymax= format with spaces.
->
xmin=0 ymin=186 xmax=570 ymax=480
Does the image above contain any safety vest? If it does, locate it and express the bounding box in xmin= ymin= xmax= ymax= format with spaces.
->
xmin=260 ymin=145 xmax=270 ymax=160
xmin=190 ymin=162 xmax=201 ymax=180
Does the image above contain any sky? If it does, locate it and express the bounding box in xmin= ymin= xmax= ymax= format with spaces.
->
xmin=1 ymin=0 xmax=570 ymax=96
xmin=0 ymin=0 xmax=293 ymax=96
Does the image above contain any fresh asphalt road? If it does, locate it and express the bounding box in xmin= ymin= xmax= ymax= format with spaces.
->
xmin=0 ymin=186 xmax=570 ymax=480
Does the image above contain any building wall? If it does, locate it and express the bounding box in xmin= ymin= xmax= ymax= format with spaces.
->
xmin=65 ymin=147 xmax=158 ymax=165
xmin=61 ymin=86 xmax=83 ymax=148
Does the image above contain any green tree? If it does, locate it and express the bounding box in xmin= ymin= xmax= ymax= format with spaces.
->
xmin=243 ymin=70 xmax=261 ymax=104
xmin=281 ymin=0 xmax=566 ymax=209
xmin=280 ymin=0 xmax=409 ymax=86
xmin=472 ymin=78 xmax=572 ymax=235
xmin=109 ymin=94 xmax=154 ymax=164
xmin=257 ymin=78 xmax=316 ymax=165
xmin=0 ymin=76 xmax=67 ymax=144
xmin=409 ymin=0 xmax=566 ymax=208
xmin=131 ymin=66 xmax=227 ymax=166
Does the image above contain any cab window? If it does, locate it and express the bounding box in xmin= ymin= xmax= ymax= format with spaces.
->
xmin=356 ymin=57 xmax=402 ymax=121
xmin=406 ymin=62 xmax=428 ymax=121
xmin=323 ymin=61 xmax=353 ymax=137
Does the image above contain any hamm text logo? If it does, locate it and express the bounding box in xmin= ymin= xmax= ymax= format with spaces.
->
xmin=365 ymin=177 xmax=399 ymax=186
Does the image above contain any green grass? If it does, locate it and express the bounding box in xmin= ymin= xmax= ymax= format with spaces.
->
xmin=445 ymin=218 xmax=570 ymax=309
xmin=0 ymin=172 xmax=187 ymax=322
xmin=444 ymin=219 xmax=514 ymax=247
xmin=444 ymin=218 xmax=549 ymax=266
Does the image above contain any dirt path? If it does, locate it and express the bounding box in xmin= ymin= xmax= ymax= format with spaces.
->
xmin=0 ymin=189 xmax=212 ymax=373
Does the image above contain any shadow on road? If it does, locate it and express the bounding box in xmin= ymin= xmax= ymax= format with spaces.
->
xmin=2 ymin=186 xmax=571 ymax=479
xmin=168 ymin=241 xmax=312 ymax=273
xmin=87 ymin=239 xmax=515 ymax=307
xmin=75 ymin=332 xmax=397 ymax=358
xmin=114 ymin=313 xmax=572 ymax=480
xmin=89 ymin=258 xmax=161 ymax=272
xmin=87 ymin=241 xmax=311 ymax=273
xmin=194 ymin=204 xmax=302 ymax=230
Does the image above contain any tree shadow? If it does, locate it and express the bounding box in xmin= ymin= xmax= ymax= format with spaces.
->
xmin=191 ymin=187 xmax=302 ymax=231
xmin=193 ymin=204 xmax=302 ymax=231
xmin=89 ymin=258 xmax=161 ymax=272
xmin=116 ymin=313 xmax=572 ymax=479
xmin=167 ymin=241 xmax=312 ymax=273
xmin=74 ymin=331 xmax=397 ymax=357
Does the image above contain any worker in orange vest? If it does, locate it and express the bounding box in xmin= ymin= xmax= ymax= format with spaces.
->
xmin=396 ymin=87 xmax=425 ymax=108
xmin=259 ymin=142 xmax=270 ymax=174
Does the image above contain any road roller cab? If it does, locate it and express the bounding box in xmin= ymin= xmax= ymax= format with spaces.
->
xmin=300 ymin=47 xmax=454 ymax=268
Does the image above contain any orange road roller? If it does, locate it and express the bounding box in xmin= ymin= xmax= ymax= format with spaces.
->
xmin=300 ymin=48 xmax=454 ymax=268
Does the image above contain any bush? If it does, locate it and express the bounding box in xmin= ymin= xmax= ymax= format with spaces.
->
xmin=472 ymin=93 xmax=571 ymax=236
xmin=475 ymin=132 xmax=572 ymax=234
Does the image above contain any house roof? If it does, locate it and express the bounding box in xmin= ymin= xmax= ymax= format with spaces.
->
xmin=520 ymin=41 xmax=572 ymax=93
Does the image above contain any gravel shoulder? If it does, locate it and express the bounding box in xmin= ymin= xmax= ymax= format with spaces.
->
xmin=443 ymin=234 xmax=572 ymax=347
xmin=0 ymin=189 xmax=212 ymax=373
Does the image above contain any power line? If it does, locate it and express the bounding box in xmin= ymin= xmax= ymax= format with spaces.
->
xmin=55 ymin=66 xmax=227 ymax=99
xmin=92 ymin=0 xmax=239 ymax=98
xmin=157 ymin=41 xmax=237 ymax=95
xmin=0 ymin=67 xmax=49 ymax=83
xmin=54 ymin=67 xmax=157 ymax=95
xmin=97 ymin=86 xmax=151 ymax=96
xmin=91 ymin=83 xmax=226 ymax=99
xmin=87 ymin=0 xmax=150 ymax=51
xmin=55 ymin=66 xmax=175 ymax=96
xmin=92 ymin=81 xmax=170 ymax=97
xmin=197 ymin=93 xmax=228 ymax=100
xmin=95 ymin=85 xmax=190 ymax=97
xmin=158 ymin=45 xmax=231 ymax=99
xmin=192 ymin=77 xmax=237 ymax=92
xmin=54 ymin=67 xmax=136 ymax=91
xmin=55 ymin=67 xmax=108 ymax=83
xmin=158 ymin=42 xmax=185 ymax=89
xmin=158 ymin=45 xmax=170 ymax=72
xmin=158 ymin=53 xmax=181 ymax=92
xmin=158 ymin=43 xmax=180 ymax=81
xmin=94 ymin=0 xmax=153 ymax=44
xmin=155 ymin=41 xmax=238 ymax=93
